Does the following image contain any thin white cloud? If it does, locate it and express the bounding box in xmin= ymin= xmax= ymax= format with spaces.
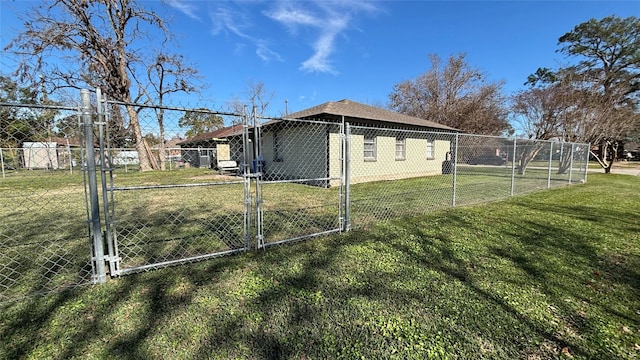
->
xmin=205 ymin=1 xmax=379 ymax=69
xmin=166 ymin=0 xmax=200 ymax=21
xmin=266 ymin=7 xmax=322 ymax=28
xmin=210 ymin=4 xmax=283 ymax=63
xmin=300 ymin=27 xmax=342 ymax=74
xmin=210 ymin=6 xmax=252 ymax=39
xmin=233 ymin=43 xmax=248 ymax=57
xmin=265 ymin=1 xmax=379 ymax=74
xmin=257 ymin=42 xmax=283 ymax=62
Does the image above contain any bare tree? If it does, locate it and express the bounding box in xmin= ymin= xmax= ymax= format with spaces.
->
xmin=389 ymin=53 xmax=511 ymax=135
xmin=225 ymin=97 xmax=246 ymax=119
xmin=511 ymin=81 xmax=575 ymax=174
xmin=141 ymin=53 xmax=201 ymax=170
xmin=246 ymin=80 xmax=275 ymax=118
xmin=5 ymin=0 xmax=197 ymax=171
xmin=226 ymin=80 xmax=275 ymax=122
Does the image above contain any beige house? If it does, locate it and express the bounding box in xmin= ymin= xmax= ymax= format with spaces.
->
xmin=177 ymin=124 xmax=245 ymax=169
xmin=260 ymin=99 xmax=458 ymax=185
xmin=178 ymin=100 xmax=458 ymax=185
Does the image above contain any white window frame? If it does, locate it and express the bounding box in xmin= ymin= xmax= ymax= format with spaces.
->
xmin=364 ymin=135 xmax=376 ymax=161
xmin=426 ymin=138 xmax=435 ymax=159
xmin=395 ymin=136 xmax=406 ymax=161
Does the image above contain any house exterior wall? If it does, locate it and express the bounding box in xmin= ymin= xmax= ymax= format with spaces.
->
xmin=328 ymin=131 xmax=342 ymax=182
xmin=261 ymin=124 xmax=452 ymax=186
xmin=346 ymin=132 xmax=450 ymax=184
xmin=262 ymin=124 xmax=329 ymax=182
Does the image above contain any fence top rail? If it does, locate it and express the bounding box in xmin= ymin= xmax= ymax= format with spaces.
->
xmin=0 ymin=102 xmax=79 ymax=111
xmin=105 ymin=100 xmax=244 ymax=118
xmin=112 ymin=179 xmax=245 ymax=191
xmin=457 ymin=132 xmax=588 ymax=147
xmin=105 ymin=147 xmax=217 ymax=151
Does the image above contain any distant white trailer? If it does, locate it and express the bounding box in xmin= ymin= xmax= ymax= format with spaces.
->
xmin=23 ymin=142 xmax=59 ymax=169
xmin=111 ymin=150 xmax=140 ymax=165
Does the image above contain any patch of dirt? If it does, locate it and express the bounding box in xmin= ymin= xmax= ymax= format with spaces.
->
xmin=589 ymin=162 xmax=640 ymax=176
xmin=189 ymin=174 xmax=239 ymax=181
xmin=611 ymin=163 xmax=640 ymax=176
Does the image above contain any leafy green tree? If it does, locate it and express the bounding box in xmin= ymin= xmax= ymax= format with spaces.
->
xmin=0 ymin=76 xmax=58 ymax=148
xmin=558 ymin=16 xmax=640 ymax=103
xmin=552 ymin=15 xmax=640 ymax=173
xmin=178 ymin=110 xmax=224 ymax=138
xmin=143 ymin=133 xmax=162 ymax=147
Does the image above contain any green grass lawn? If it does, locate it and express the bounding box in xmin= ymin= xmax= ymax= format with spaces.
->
xmin=1 ymin=173 xmax=638 ymax=359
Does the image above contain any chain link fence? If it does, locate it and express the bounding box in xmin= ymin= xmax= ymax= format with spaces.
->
xmin=256 ymin=118 xmax=344 ymax=247
xmin=0 ymin=101 xmax=95 ymax=302
xmin=348 ymin=128 xmax=589 ymax=229
xmin=0 ymin=89 xmax=590 ymax=303
xmin=348 ymin=126 xmax=455 ymax=227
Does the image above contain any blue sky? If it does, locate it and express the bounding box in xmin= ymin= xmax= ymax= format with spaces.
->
xmin=1 ymin=0 xmax=639 ymax=116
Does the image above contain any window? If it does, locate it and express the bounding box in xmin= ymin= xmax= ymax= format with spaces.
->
xmin=364 ymin=135 xmax=376 ymax=161
xmin=426 ymin=138 xmax=435 ymax=159
xmin=395 ymin=136 xmax=406 ymax=160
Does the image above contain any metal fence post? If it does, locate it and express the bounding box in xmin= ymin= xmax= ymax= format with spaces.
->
xmin=547 ymin=141 xmax=553 ymax=188
xmin=584 ymin=143 xmax=590 ymax=183
xmin=569 ymin=143 xmax=575 ymax=184
xmin=452 ymin=133 xmax=459 ymax=207
xmin=338 ymin=121 xmax=344 ymax=231
xmin=96 ymin=88 xmax=120 ymax=276
xmin=0 ymin=148 xmax=4 ymax=178
xmin=82 ymin=89 xmax=106 ymax=284
xmin=252 ymin=107 xmax=264 ymax=249
xmin=344 ymin=122 xmax=351 ymax=231
xmin=510 ymin=138 xmax=517 ymax=196
xmin=242 ymin=105 xmax=252 ymax=250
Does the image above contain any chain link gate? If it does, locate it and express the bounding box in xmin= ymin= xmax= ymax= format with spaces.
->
xmin=95 ymin=93 xmax=254 ymax=276
xmin=253 ymin=116 xmax=346 ymax=248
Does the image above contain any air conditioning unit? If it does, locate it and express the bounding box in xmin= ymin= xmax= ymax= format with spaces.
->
xmin=199 ymin=155 xmax=211 ymax=168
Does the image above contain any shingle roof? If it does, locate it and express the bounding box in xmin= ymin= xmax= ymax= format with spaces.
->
xmin=286 ymin=99 xmax=458 ymax=131
xmin=43 ymin=137 xmax=83 ymax=146
xmin=180 ymin=100 xmax=458 ymax=144
xmin=178 ymin=123 xmax=245 ymax=145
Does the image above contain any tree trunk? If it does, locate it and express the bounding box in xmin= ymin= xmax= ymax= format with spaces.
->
xmin=557 ymin=143 xmax=572 ymax=174
xmin=158 ymin=109 xmax=166 ymax=171
xmin=517 ymin=142 xmax=544 ymax=175
xmin=125 ymin=104 xmax=157 ymax=171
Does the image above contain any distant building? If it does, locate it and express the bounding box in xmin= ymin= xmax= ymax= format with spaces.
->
xmin=22 ymin=137 xmax=81 ymax=170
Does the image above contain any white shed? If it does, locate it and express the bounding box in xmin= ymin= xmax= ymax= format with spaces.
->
xmin=23 ymin=142 xmax=59 ymax=169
